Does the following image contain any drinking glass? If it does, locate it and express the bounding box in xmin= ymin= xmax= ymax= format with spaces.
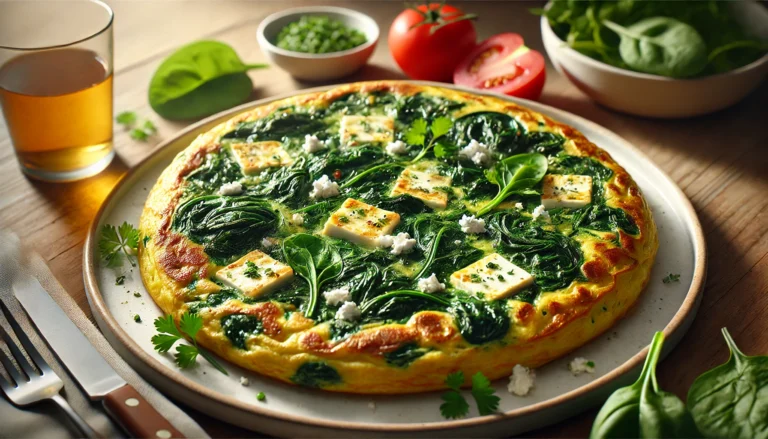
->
xmin=0 ymin=0 xmax=114 ymax=182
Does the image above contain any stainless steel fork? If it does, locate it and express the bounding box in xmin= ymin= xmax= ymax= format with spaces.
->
xmin=0 ymin=300 xmax=98 ymax=438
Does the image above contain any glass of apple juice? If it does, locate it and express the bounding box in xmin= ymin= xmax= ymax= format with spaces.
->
xmin=0 ymin=0 xmax=115 ymax=181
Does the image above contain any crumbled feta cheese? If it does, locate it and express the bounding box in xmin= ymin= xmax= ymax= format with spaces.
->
xmin=368 ymin=401 xmax=376 ymax=410
xmin=261 ymin=237 xmax=278 ymax=248
xmin=454 ymin=239 xmax=462 ymax=245
xmin=335 ymin=301 xmax=361 ymax=321
xmin=569 ymin=357 xmax=595 ymax=375
xmin=218 ymin=181 xmax=243 ymax=196
xmin=309 ymin=175 xmax=340 ymax=199
xmin=324 ymin=287 xmax=351 ymax=306
xmin=385 ymin=140 xmax=407 ymax=156
xmin=459 ymin=140 xmax=491 ymax=166
xmin=303 ymin=134 xmax=325 ymax=153
xmin=532 ymin=205 xmax=551 ymax=223
xmin=459 ymin=214 xmax=486 ymax=234
xmin=240 ymin=376 xmax=250 ymax=386
xmin=291 ymin=213 xmax=304 ymax=226
xmin=507 ymin=364 xmax=535 ymax=396
xmin=379 ymin=232 xmax=417 ymax=255
xmin=418 ymin=273 xmax=445 ymax=293
xmin=515 ymin=202 xmax=524 ymax=209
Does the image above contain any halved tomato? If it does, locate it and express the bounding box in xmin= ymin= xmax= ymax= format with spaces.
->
xmin=453 ymin=33 xmax=546 ymax=101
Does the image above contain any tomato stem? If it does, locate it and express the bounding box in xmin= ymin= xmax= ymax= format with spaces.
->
xmin=406 ymin=2 xmax=478 ymax=34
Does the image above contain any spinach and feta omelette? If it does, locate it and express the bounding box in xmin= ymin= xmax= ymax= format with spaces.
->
xmin=138 ymin=82 xmax=657 ymax=393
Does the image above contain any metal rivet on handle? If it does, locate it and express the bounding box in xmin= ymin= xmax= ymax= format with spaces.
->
xmin=125 ymin=398 xmax=140 ymax=407
xmin=156 ymin=429 xmax=172 ymax=438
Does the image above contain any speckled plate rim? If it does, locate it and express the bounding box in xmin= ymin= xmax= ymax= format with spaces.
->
xmin=83 ymin=81 xmax=707 ymax=435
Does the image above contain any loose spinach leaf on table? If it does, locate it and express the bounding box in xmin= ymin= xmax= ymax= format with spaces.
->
xmin=603 ymin=17 xmax=708 ymax=78
xmin=172 ymin=195 xmax=278 ymax=264
xmin=477 ymin=153 xmax=547 ymax=216
xmin=590 ymin=331 xmax=699 ymax=439
xmin=687 ymin=328 xmax=768 ymax=439
xmin=282 ymin=234 xmax=343 ymax=319
xmin=149 ymin=41 xmax=267 ymax=120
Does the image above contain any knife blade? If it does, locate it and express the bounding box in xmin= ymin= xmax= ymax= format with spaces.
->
xmin=13 ymin=274 xmax=185 ymax=439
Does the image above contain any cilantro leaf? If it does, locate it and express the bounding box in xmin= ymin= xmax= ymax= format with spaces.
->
xmin=151 ymin=334 xmax=179 ymax=353
xmin=445 ymin=371 xmax=465 ymax=390
xmin=470 ymin=372 xmax=500 ymax=416
xmin=430 ymin=116 xmax=453 ymax=138
xmin=154 ymin=314 xmax=182 ymax=337
xmin=179 ymin=312 xmax=203 ymax=339
xmin=174 ymin=344 xmax=199 ymax=368
xmin=116 ymin=111 xmax=137 ymax=126
xmin=130 ymin=128 xmax=150 ymax=141
xmin=142 ymin=120 xmax=158 ymax=134
xmin=440 ymin=390 xmax=469 ymax=419
xmin=99 ymin=222 xmax=139 ymax=268
xmin=662 ymin=273 xmax=681 ymax=284
xmin=405 ymin=118 xmax=427 ymax=146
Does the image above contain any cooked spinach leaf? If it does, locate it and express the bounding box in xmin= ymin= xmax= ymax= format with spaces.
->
xmin=221 ymin=112 xmax=326 ymax=142
xmin=687 ymin=328 xmax=768 ymax=439
xmin=572 ymin=203 xmax=639 ymax=236
xmin=282 ymin=234 xmax=343 ymax=319
xmin=450 ymin=112 xmax=527 ymax=155
xmin=549 ymin=154 xmax=613 ymax=200
xmin=291 ymin=362 xmax=342 ymax=388
xmin=477 ymin=153 xmax=548 ymax=216
xmin=173 ymin=195 xmax=278 ymax=264
xmin=221 ymin=314 xmax=263 ymax=349
xmin=488 ymin=211 xmax=584 ymax=291
xmin=451 ymin=293 xmax=510 ymax=345
xmin=385 ymin=343 xmax=430 ymax=368
xmin=183 ymin=149 xmax=242 ymax=199
xmin=396 ymin=93 xmax=465 ymax=125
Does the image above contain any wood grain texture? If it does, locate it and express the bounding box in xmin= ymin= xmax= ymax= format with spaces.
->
xmin=1 ymin=1 xmax=765 ymax=436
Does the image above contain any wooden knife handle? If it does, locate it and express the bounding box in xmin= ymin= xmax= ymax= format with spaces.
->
xmin=103 ymin=384 xmax=185 ymax=438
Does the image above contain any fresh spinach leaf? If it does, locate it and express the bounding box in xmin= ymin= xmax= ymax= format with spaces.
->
xmin=687 ymin=328 xmax=768 ymax=439
xmin=603 ymin=17 xmax=708 ymax=78
xmin=149 ymin=41 xmax=267 ymax=120
xmin=172 ymin=195 xmax=278 ymax=264
xmin=590 ymin=331 xmax=699 ymax=438
xmin=282 ymin=234 xmax=343 ymax=319
xmin=477 ymin=153 xmax=548 ymax=216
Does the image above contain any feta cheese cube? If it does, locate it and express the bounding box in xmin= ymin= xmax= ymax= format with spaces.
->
xmin=418 ymin=273 xmax=445 ymax=293
xmin=340 ymin=115 xmax=395 ymax=146
xmin=569 ymin=357 xmax=595 ymax=375
xmin=450 ymin=253 xmax=534 ymax=300
xmin=507 ymin=364 xmax=535 ymax=396
xmin=215 ymin=250 xmax=294 ymax=298
xmin=322 ymin=198 xmax=400 ymax=247
xmin=230 ymin=141 xmax=292 ymax=174
xmin=391 ymin=168 xmax=452 ymax=209
xmin=541 ymin=174 xmax=593 ymax=209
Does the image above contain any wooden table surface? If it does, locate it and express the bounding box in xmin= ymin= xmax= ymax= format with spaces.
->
xmin=1 ymin=1 xmax=766 ymax=437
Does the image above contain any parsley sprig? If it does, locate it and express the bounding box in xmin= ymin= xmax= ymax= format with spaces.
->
xmin=98 ymin=222 xmax=139 ymax=268
xmin=406 ymin=116 xmax=453 ymax=163
xmin=116 ymin=111 xmax=158 ymax=142
xmin=662 ymin=273 xmax=681 ymax=284
xmin=151 ymin=313 xmax=229 ymax=375
xmin=440 ymin=371 xmax=500 ymax=419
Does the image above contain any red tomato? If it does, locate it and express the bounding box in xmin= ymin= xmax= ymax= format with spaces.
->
xmin=453 ymin=33 xmax=546 ymax=101
xmin=389 ymin=3 xmax=477 ymax=82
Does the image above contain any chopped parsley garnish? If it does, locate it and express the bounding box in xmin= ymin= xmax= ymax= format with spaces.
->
xmin=470 ymin=273 xmax=482 ymax=283
xmin=115 ymin=275 xmax=126 ymax=285
xmin=133 ymin=314 xmax=142 ymax=323
xmin=243 ymin=261 xmax=261 ymax=279
xmin=116 ymin=111 xmax=137 ymax=125
xmin=497 ymin=274 xmax=505 ymax=281
xmin=117 ymin=112 xmax=157 ymax=142
xmin=339 ymin=215 xmax=350 ymax=223
xmin=486 ymin=262 xmax=500 ymax=270
xmin=440 ymin=371 xmax=499 ymax=419
xmin=264 ymin=267 xmax=276 ymax=277
xmin=99 ymin=222 xmax=139 ymax=268
xmin=151 ymin=313 xmax=228 ymax=375
xmin=133 ymin=292 xmax=141 ymax=298
xmin=587 ymin=360 xmax=596 ymax=368
xmin=662 ymin=273 xmax=681 ymax=284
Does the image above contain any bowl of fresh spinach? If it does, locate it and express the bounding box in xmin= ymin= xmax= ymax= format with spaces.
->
xmin=538 ymin=0 xmax=768 ymax=118
xmin=257 ymin=6 xmax=379 ymax=81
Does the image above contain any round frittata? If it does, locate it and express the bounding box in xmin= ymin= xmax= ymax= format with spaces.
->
xmin=139 ymin=81 xmax=657 ymax=394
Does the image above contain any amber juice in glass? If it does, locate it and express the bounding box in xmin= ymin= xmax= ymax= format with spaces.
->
xmin=0 ymin=0 xmax=114 ymax=181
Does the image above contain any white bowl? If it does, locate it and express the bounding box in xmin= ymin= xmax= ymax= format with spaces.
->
xmin=257 ymin=6 xmax=379 ymax=82
xmin=540 ymin=1 xmax=768 ymax=118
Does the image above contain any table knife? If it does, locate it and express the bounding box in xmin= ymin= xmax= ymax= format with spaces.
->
xmin=13 ymin=275 xmax=185 ymax=439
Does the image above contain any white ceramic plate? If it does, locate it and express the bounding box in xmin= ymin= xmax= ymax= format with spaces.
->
xmin=84 ymin=82 xmax=706 ymax=437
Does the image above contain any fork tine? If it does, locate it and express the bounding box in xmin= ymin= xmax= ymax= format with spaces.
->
xmin=0 ymin=338 xmax=25 ymax=385
xmin=0 ymin=300 xmax=49 ymax=375
xmin=0 ymin=365 xmax=12 ymax=392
